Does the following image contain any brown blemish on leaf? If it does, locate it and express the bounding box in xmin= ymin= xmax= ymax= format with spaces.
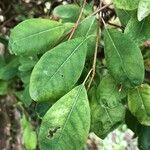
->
xmin=47 ymin=127 xmax=61 ymax=138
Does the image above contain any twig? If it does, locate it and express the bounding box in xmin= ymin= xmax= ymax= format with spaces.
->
xmin=87 ymin=24 xmax=100 ymax=90
xmin=68 ymin=0 xmax=87 ymax=40
xmin=83 ymin=68 xmax=93 ymax=85
xmin=90 ymin=2 xmax=113 ymax=16
xmin=101 ymin=16 xmax=107 ymax=27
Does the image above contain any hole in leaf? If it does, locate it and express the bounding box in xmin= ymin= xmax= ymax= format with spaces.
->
xmin=47 ymin=127 xmax=61 ymax=138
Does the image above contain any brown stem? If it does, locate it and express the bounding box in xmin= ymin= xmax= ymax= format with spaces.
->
xmin=87 ymin=23 xmax=100 ymax=90
xmin=68 ymin=0 xmax=87 ymax=40
xmin=90 ymin=2 xmax=113 ymax=16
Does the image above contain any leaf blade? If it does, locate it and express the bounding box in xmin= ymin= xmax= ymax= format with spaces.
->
xmin=104 ymin=29 xmax=144 ymax=88
xmin=9 ymin=19 xmax=65 ymax=55
xmin=39 ymin=85 xmax=90 ymax=150
xmin=138 ymin=0 xmax=150 ymax=21
xmin=128 ymin=84 xmax=150 ymax=125
xmin=29 ymin=37 xmax=87 ymax=102
xmin=113 ymin=0 xmax=140 ymax=10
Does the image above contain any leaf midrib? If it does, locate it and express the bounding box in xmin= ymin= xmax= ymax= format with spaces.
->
xmin=55 ymin=85 xmax=84 ymax=147
xmin=85 ymin=17 xmax=96 ymax=37
xmin=46 ymin=38 xmax=87 ymax=84
xmin=106 ymin=29 xmax=132 ymax=85
xmin=12 ymin=25 xmax=63 ymax=44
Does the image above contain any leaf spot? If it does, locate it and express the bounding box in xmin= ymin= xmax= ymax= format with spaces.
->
xmin=47 ymin=127 xmax=61 ymax=138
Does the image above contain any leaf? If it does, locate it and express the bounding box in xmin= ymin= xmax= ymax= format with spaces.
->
xmin=0 ymin=80 xmax=8 ymax=95
xmin=39 ymin=85 xmax=90 ymax=150
xmin=125 ymin=109 xmax=142 ymax=136
xmin=113 ymin=0 xmax=140 ymax=10
xmin=104 ymin=29 xmax=144 ymax=88
xmin=21 ymin=115 xmax=37 ymax=150
xmin=97 ymin=74 xmax=126 ymax=108
xmin=138 ymin=0 xmax=150 ymax=21
xmin=138 ymin=126 xmax=150 ymax=150
xmin=18 ymin=56 xmax=38 ymax=72
xmin=15 ymin=85 xmax=32 ymax=107
xmin=0 ymin=36 xmax=8 ymax=47
xmin=35 ymin=102 xmax=52 ymax=119
xmin=90 ymin=77 xmax=125 ymax=138
xmin=0 ymin=57 xmax=19 ymax=80
xmin=125 ymin=16 xmax=150 ymax=44
xmin=72 ymin=16 xmax=97 ymax=57
xmin=128 ymin=84 xmax=150 ymax=125
xmin=9 ymin=19 xmax=65 ymax=55
xmin=30 ymin=37 xmax=87 ymax=102
xmin=53 ymin=4 xmax=82 ymax=22
xmin=115 ymin=8 xmax=136 ymax=27
xmin=18 ymin=71 xmax=31 ymax=84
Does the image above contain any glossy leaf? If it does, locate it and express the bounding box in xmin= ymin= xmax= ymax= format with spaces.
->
xmin=72 ymin=16 xmax=97 ymax=57
xmin=9 ymin=19 xmax=65 ymax=55
xmin=125 ymin=16 xmax=150 ymax=44
xmin=30 ymin=37 xmax=87 ymax=102
xmin=113 ymin=0 xmax=140 ymax=10
xmin=90 ymin=75 xmax=125 ymax=138
xmin=104 ymin=29 xmax=144 ymax=88
xmin=138 ymin=0 xmax=150 ymax=21
xmin=128 ymin=84 xmax=150 ymax=125
xmin=39 ymin=85 xmax=90 ymax=150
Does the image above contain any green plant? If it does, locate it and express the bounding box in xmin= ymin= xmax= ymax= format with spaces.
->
xmin=1 ymin=0 xmax=150 ymax=149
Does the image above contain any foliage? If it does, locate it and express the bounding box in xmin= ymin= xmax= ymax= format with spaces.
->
xmin=1 ymin=0 xmax=150 ymax=149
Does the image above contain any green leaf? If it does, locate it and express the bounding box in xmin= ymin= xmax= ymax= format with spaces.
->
xmin=9 ymin=19 xmax=65 ymax=55
xmin=72 ymin=16 xmax=97 ymax=57
xmin=138 ymin=0 xmax=150 ymax=21
xmin=138 ymin=126 xmax=150 ymax=150
xmin=18 ymin=71 xmax=31 ymax=84
xmin=0 ymin=80 xmax=8 ymax=95
xmin=21 ymin=115 xmax=37 ymax=150
xmin=0 ymin=36 xmax=8 ymax=47
xmin=113 ymin=0 xmax=140 ymax=10
xmin=15 ymin=85 xmax=32 ymax=107
xmin=125 ymin=109 xmax=142 ymax=136
xmin=0 ymin=57 xmax=19 ymax=80
xmin=35 ymin=102 xmax=52 ymax=119
xmin=39 ymin=85 xmax=90 ymax=150
xmin=125 ymin=16 xmax=150 ymax=44
xmin=97 ymin=74 xmax=126 ymax=107
xmin=30 ymin=37 xmax=87 ymax=102
xmin=53 ymin=4 xmax=82 ymax=22
xmin=104 ymin=29 xmax=144 ymax=88
xmin=90 ymin=76 xmax=125 ymax=138
xmin=18 ymin=56 xmax=38 ymax=72
xmin=128 ymin=84 xmax=150 ymax=125
xmin=115 ymin=8 xmax=136 ymax=27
